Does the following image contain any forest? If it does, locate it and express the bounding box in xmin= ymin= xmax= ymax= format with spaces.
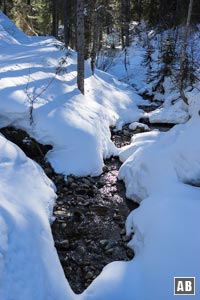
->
xmin=1 ymin=0 xmax=200 ymax=98
xmin=0 ymin=1 xmax=199 ymax=300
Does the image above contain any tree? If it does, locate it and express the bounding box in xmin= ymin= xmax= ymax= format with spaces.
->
xmin=90 ymin=1 xmax=103 ymax=75
xmin=32 ymin=0 xmax=51 ymax=35
xmin=3 ymin=0 xmax=7 ymax=14
xmin=121 ymin=0 xmax=130 ymax=48
xmin=52 ymin=0 xmax=58 ymax=37
xmin=76 ymin=0 xmax=85 ymax=94
xmin=11 ymin=0 xmax=36 ymax=35
xmin=90 ymin=4 xmax=98 ymax=75
xmin=178 ymin=0 xmax=194 ymax=105
xmin=62 ymin=0 xmax=68 ymax=47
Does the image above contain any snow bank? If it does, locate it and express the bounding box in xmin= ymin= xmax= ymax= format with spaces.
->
xmin=0 ymin=11 xmax=144 ymax=176
xmin=146 ymin=81 xmax=189 ymax=124
xmin=147 ymin=100 xmax=189 ymax=124
xmin=119 ymin=98 xmax=200 ymax=200
xmin=118 ymin=130 xmax=161 ymax=164
xmin=0 ymin=134 xmax=73 ymax=300
xmin=81 ymin=97 xmax=200 ymax=300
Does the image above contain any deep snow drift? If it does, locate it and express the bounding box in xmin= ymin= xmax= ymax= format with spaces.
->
xmin=0 ymin=11 xmax=200 ymax=300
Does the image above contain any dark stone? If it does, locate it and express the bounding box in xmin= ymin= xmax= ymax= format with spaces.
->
xmin=126 ymin=248 xmax=134 ymax=259
xmin=102 ymin=165 xmax=108 ymax=172
xmin=139 ymin=117 xmax=150 ymax=124
xmin=90 ymin=205 xmax=109 ymax=216
xmin=85 ymin=271 xmax=93 ymax=280
xmin=76 ymin=188 xmax=87 ymax=195
xmin=60 ymin=223 xmax=67 ymax=230
xmin=81 ymin=178 xmax=91 ymax=185
xmin=99 ymin=239 xmax=108 ymax=247
xmin=87 ymin=189 xmax=95 ymax=197
xmin=76 ymin=246 xmax=85 ymax=255
xmin=105 ymin=248 xmax=114 ymax=255
xmin=122 ymin=235 xmax=132 ymax=243
xmin=55 ymin=239 xmax=69 ymax=250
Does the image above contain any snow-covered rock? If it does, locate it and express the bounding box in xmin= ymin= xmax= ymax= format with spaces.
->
xmin=129 ymin=121 xmax=150 ymax=131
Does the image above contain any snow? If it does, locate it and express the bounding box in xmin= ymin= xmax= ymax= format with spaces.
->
xmin=129 ymin=121 xmax=150 ymax=131
xmin=147 ymin=100 xmax=189 ymax=124
xmin=0 ymin=11 xmax=200 ymax=300
xmin=118 ymin=97 xmax=200 ymax=200
xmin=0 ymin=134 xmax=74 ymax=300
xmin=118 ymin=130 xmax=161 ymax=163
xmin=0 ymin=11 xmax=144 ymax=177
xmin=146 ymin=78 xmax=190 ymax=124
xmin=80 ymin=91 xmax=200 ymax=300
xmin=104 ymin=28 xmax=191 ymax=125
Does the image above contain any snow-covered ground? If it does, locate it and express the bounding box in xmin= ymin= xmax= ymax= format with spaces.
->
xmin=0 ymin=11 xmax=146 ymax=177
xmin=0 ymin=11 xmax=200 ymax=300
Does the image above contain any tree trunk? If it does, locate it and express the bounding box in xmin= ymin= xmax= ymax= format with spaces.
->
xmin=178 ymin=0 xmax=193 ymax=105
xmin=76 ymin=0 xmax=85 ymax=94
xmin=63 ymin=0 xmax=68 ymax=47
xmin=121 ymin=0 xmax=130 ymax=49
xmin=52 ymin=0 xmax=58 ymax=37
xmin=91 ymin=6 xmax=99 ymax=75
xmin=3 ymin=0 xmax=7 ymax=14
xmin=137 ymin=0 xmax=142 ymax=23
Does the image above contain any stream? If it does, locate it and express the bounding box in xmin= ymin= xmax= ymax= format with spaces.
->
xmin=0 ymin=105 xmax=173 ymax=294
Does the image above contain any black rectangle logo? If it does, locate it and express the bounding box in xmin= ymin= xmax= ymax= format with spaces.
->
xmin=174 ymin=277 xmax=195 ymax=295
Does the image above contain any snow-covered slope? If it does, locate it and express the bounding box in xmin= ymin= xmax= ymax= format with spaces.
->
xmin=0 ymin=11 xmax=145 ymax=177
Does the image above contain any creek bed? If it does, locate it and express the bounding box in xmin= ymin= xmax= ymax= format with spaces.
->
xmin=51 ymin=125 xmax=140 ymax=293
xmin=0 ymin=125 xmax=138 ymax=293
xmin=0 ymin=119 xmax=173 ymax=294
